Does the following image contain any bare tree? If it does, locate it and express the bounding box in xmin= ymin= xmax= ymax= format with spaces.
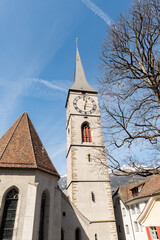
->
xmin=99 ymin=0 xmax=160 ymax=176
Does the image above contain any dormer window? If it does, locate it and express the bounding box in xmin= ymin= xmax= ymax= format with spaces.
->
xmin=131 ymin=187 xmax=138 ymax=197
xmin=82 ymin=123 xmax=92 ymax=142
xmin=131 ymin=184 xmax=144 ymax=197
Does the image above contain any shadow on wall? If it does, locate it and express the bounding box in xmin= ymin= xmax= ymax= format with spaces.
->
xmin=61 ymin=192 xmax=89 ymax=240
xmin=113 ymin=196 xmax=126 ymax=240
xmin=31 ymin=174 xmax=89 ymax=240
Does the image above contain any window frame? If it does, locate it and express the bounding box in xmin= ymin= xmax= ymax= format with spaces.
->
xmin=75 ymin=228 xmax=81 ymax=240
xmin=91 ymin=192 xmax=95 ymax=203
xmin=150 ymin=227 xmax=159 ymax=239
xmin=0 ymin=188 xmax=19 ymax=240
xmin=122 ymin=207 xmax=126 ymax=216
xmin=125 ymin=225 xmax=129 ymax=234
xmin=134 ymin=221 xmax=139 ymax=232
xmin=81 ymin=122 xmax=92 ymax=143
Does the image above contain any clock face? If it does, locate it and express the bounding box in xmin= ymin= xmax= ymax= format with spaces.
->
xmin=73 ymin=95 xmax=97 ymax=114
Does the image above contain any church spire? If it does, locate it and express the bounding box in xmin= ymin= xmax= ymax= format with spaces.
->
xmin=69 ymin=45 xmax=97 ymax=93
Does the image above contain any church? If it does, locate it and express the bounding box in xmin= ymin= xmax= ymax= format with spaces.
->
xmin=0 ymin=47 xmax=118 ymax=240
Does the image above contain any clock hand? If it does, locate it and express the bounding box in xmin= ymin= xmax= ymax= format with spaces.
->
xmin=83 ymin=97 xmax=87 ymax=110
xmin=84 ymin=105 xmax=93 ymax=108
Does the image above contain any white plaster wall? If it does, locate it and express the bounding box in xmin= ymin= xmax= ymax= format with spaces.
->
xmin=0 ymin=169 xmax=60 ymax=240
xmin=113 ymin=196 xmax=150 ymax=240
xmin=142 ymin=198 xmax=160 ymax=226
xmin=119 ymin=200 xmax=134 ymax=240
xmin=66 ymin=90 xmax=118 ymax=240
xmin=88 ymin=222 xmax=118 ymax=240
xmin=21 ymin=182 xmax=38 ymax=240
xmin=127 ymin=202 xmax=148 ymax=240
xmin=61 ymin=194 xmax=89 ymax=240
xmin=61 ymin=192 xmax=118 ymax=240
xmin=0 ymin=169 xmax=36 ymax=240
xmin=33 ymin=170 xmax=60 ymax=240
xmin=71 ymin=181 xmax=114 ymax=221
xmin=53 ymin=187 xmax=62 ymax=239
xmin=67 ymin=146 xmax=109 ymax=183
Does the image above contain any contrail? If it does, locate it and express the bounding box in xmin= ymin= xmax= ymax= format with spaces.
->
xmin=30 ymin=78 xmax=68 ymax=93
xmin=81 ymin=0 xmax=113 ymax=26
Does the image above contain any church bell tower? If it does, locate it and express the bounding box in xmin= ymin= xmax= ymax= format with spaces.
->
xmin=66 ymin=46 xmax=118 ymax=240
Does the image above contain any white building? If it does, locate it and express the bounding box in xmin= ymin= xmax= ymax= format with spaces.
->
xmin=113 ymin=175 xmax=160 ymax=240
xmin=0 ymin=47 xmax=118 ymax=240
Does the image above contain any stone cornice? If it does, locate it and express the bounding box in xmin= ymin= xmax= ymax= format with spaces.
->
xmin=66 ymin=144 xmax=105 ymax=158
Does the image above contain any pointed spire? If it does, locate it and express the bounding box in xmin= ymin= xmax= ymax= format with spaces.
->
xmin=69 ymin=44 xmax=97 ymax=93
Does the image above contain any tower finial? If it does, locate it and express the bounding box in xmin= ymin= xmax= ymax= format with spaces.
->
xmin=76 ymin=37 xmax=78 ymax=50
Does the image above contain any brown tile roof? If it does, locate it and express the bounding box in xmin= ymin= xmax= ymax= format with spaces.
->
xmin=0 ymin=112 xmax=60 ymax=177
xmin=117 ymin=174 xmax=160 ymax=203
xmin=118 ymin=185 xmax=130 ymax=203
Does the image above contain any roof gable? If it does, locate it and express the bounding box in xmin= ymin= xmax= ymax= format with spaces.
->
xmin=0 ymin=112 xmax=59 ymax=177
xmin=116 ymin=174 xmax=160 ymax=203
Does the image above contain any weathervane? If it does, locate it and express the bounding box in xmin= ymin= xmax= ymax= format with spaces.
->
xmin=76 ymin=37 xmax=78 ymax=49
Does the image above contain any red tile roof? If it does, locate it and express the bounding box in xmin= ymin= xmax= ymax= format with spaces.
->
xmin=0 ymin=112 xmax=60 ymax=177
xmin=117 ymin=174 xmax=160 ymax=203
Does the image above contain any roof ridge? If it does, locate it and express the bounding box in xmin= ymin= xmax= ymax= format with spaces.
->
xmin=26 ymin=114 xmax=59 ymax=176
xmin=26 ymin=115 xmax=45 ymax=165
xmin=129 ymin=180 xmax=146 ymax=190
xmin=26 ymin=113 xmax=37 ymax=167
xmin=0 ymin=113 xmax=24 ymax=160
xmin=0 ymin=112 xmax=59 ymax=177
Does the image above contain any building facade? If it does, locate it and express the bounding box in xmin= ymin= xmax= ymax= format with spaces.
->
xmin=113 ymin=175 xmax=160 ymax=240
xmin=0 ymin=47 xmax=118 ymax=240
xmin=65 ymin=47 xmax=117 ymax=240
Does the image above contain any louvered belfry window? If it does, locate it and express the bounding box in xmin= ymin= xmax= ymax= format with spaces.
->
xmin=82 ymin=123 xmax=92 ymax=142
xmin=0 ymin=189 xmax=19 ymax=240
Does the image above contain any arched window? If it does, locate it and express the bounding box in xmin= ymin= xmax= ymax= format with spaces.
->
xmin=61 ymin=229 xmax=64 ymax=240
xmin=39 ymin=191 xmax=50 ymax=240
xmin=75 ymin=228 xmax=81 ymax=240
xmin=0 ymin=188 xmax=19 ymax=240
xmin=82 ymin=123 xmax=92 ymax=142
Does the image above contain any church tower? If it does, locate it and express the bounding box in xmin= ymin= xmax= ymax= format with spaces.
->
xmin=66 ymin=47 xmax=118 ymax=240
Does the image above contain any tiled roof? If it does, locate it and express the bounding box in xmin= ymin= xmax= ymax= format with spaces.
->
xmin=0 ymin=112 xmax=60 ymax=177
xmin=118 ymin=185 xmax=130 ymax=203
xmin=117 ymin=174 xmax=160 ymax=203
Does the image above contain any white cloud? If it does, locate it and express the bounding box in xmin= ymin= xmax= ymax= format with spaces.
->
xmin=81 ymin=0 xmax=113 ymax=26
xmin=29 ymin=78 xmax=68 ymax=93
xmin=24 ymin=77 xmax=70 ymax=100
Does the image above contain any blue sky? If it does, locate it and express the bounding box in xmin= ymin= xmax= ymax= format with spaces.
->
xmin=0 ymin=0 xmax=132 ymax=175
